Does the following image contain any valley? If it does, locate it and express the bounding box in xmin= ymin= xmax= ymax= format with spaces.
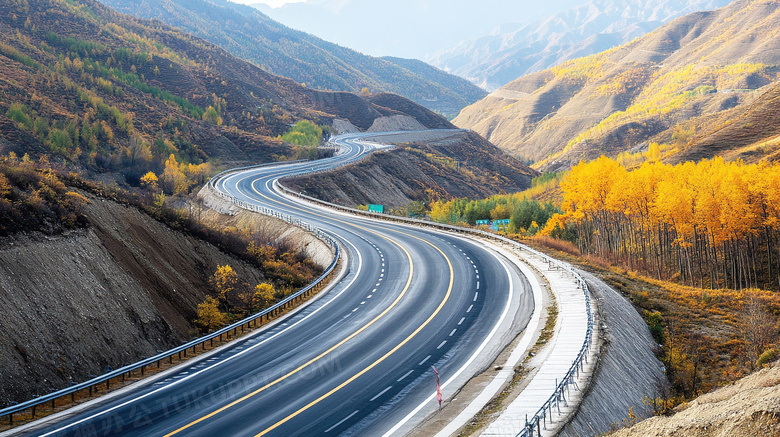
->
xmin=1 ymin=0 xmax=779 ymax=436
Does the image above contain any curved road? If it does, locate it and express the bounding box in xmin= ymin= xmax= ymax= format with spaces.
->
xmin=17 ymin=131 xmax=534 ymax=437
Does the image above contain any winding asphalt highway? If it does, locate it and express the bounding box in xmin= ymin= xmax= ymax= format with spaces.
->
xmin=16 ymin=131 xmax=534 ymax=437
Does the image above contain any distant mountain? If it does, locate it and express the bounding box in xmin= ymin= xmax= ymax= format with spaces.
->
xmin=253 ymin=0 xmax=586 ymax=60
xmin=431 ymin=0 xmax=733 ymax=91
xmin=97 ymin=0 xmax=487 ymax=118
xmin=454 ymin=0 xmax=780 ymax=170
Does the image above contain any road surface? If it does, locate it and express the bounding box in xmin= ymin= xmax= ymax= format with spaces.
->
xmin=16 ymin=131 xmax=533 ymax=437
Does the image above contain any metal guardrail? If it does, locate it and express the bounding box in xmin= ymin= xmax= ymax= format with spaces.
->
xmin=514 ymin=260 xmax=593 ymax=437
xmin=0 ymin=245 xmax=339 ymax=425
xmin=273 ymin=182 xmax=595 ymax=437
xmin=0 ymin=177 xmax=344 ymax=429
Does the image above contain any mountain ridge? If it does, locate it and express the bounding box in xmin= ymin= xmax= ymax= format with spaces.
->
xmin=96 ymin=0 xmax=487 ymax=118
xmin=454 ymin=0 xmax=780 ymax=170
xmin=431 ymin=0 xmax=732 ymax=91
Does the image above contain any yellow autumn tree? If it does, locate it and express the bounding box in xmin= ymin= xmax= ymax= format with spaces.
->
xmin=195 ymin=295 xmax=226 ymax=332
xmin=162 ymin=154 xmax=189 ymax=195
xmin=210 ymin=265 xmax=248 ymax=312
xmin=140 ymin=171 xmax=159 ymax=192
xmin=557 ymin=155 xmax=780 ymax=290
xmin=252 ymin=283 xmax=276 ymax=312
xmin=429 ymin=199 xmax=455 ymax=223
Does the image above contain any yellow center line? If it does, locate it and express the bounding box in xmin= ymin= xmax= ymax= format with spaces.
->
xmin=165 ymin=174 xmax=414 ymax=436
xmin=254 ymin=236 xmax=454 ymax=436
xmin=164 ymin=172 xmax=454 ymax=436
xmin=164 ymin=229 xmax=413 ymax=437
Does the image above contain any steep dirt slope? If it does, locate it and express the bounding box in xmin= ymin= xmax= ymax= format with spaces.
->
xmin=609 ymin=361 xmax=780 ymax=436
xmin=454 ymin=0 xmax=780 ymax=170
xmin=0 ymin=192 xmax=277 ymax=406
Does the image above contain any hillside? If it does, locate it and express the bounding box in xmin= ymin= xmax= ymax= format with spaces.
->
xmin=431 ymin=0 xmax=732 ymax=91
xmin=671 ymin=80 xmax=780 ymax=163
xmin=454 ymin=0 xmax=780 ymax=170
xmin=609 ymin=361 xmax=780 ymax=436
xmin=96 ymin=0 xmax=487 ymax=118
xmin=283 ymin=130 xmax=538 ymax=209
xmin=0 ymin=0 xmax=477 ymax=191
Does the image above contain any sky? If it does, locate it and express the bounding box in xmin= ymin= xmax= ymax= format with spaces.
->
xmin=225 ymin=0 xmax=589 ymax=59
xmin=231 ymin=0 xmax=304 ymax=7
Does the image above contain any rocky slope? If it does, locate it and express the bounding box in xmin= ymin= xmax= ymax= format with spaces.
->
xmin=432 ymin=0 xmax=731 ymax=91
xmin=609 ymin=361 xmax=780 ymax=436
xmin=96 ymin=0 xmax=487 ymax=118
xmin=454 ymin=0 xmax=780 ymax=170
xmin=0 ymin=193 xmax=236 ymax=405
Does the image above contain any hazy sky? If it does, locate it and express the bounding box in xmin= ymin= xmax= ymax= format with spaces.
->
xmin=231 ymin=0 xmax=304 ymax=7
xmin=226 ymin=0 xmax=589 ymax=59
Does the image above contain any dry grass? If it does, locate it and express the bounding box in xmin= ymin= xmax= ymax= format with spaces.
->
xmin=530 ymin=235 xmax=579 ymax=255
xmin=522 ymin=240 xmax=780 ymax=405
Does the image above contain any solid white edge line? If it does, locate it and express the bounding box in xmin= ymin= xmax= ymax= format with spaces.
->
xmin=433 ymin=244 xmax=546 ymax=437
xmin=37 ymin=227 xmax=364 ymax=436
xmin=381 ymin=238 xmax=517 ymax=437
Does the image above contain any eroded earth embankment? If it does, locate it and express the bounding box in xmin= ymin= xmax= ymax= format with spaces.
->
xmin=0 ymin=190 xmax=325 ymax=407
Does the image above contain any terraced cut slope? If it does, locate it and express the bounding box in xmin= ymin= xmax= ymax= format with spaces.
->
xmin=454 ymin=0 xmax=780 ymax=170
